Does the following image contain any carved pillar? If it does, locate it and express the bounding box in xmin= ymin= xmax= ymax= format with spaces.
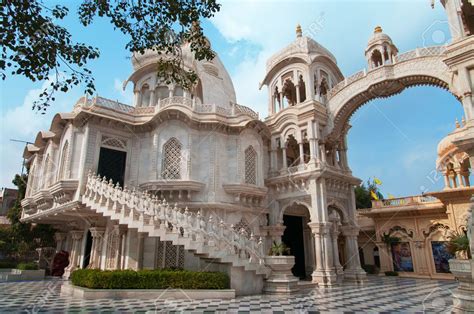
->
xmin=319 ymin=143 xmax=327 ymax=164
xmin=309 ymin=222 xmax=337 ymax=286
xmin=54 ymin=232 xmax=67 ymax=252
xmin=149 ymin=88 xmax=156 ymax=107
xmin=298 ymin=142 xmax=305 ymax=165
xmin=116 ymin=226 xmax=127 ymax=270
xmin=331 ymin=226 xmax=344 ymax=280
xmin=282 ymin=147 xmax=288 ymax=169
xmin=63 ymin=230 xmax=84 ymax=278
xmin=295 ymin=84 xmax=301 ymax=103
xmin=342 ymin=225 xmax=367 ymax=282
xmin=88 ymin=227 xmax=105 ymax=269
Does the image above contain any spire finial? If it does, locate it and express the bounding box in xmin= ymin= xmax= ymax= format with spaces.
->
xmin=296 ymin=24 xmax=302 ymax=38
xmin=455 ymin=118 xmax=460 ymax=129
xmin=374 ymin=26 xmax=383 ymax=34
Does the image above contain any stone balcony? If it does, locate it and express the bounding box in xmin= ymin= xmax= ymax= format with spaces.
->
xmin=139 ymin=179 xmax=205 ymax=201
xmin=21 ymin=179 xmax=79 ymax=216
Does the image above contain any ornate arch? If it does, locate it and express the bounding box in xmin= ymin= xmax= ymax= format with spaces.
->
xmin=327 ymin=199 xmax=348 ymax=224
xmin=278 ymin=200 xmax=311 ymax=223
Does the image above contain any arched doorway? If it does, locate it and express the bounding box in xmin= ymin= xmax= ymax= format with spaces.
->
xmin=281 ymin=203 xmax=313 ymax=279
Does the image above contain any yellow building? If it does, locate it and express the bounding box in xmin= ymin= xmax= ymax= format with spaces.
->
xmin=358 ymin=122 xmax=472 ymax=279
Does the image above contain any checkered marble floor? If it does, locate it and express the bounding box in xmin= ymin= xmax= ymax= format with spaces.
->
xmin=0 ymin=276 xmax=458 ymax=313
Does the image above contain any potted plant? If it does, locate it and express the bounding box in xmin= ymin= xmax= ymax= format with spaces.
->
xmin=447 ymin=232 xmax=471 ymax=260
xmin=263 ymin=242 xmax=299 ymax=294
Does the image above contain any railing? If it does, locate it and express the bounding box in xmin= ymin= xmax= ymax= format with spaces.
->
xmin=328 ymin=46 xmax=447 ymax=99
xmin=83 ymin=172 xmax=265 ymax=265
xmin=372 ymin=195 xmax=439 ymax=208
xmin=74 ymin=96 xmax=259 ymax=120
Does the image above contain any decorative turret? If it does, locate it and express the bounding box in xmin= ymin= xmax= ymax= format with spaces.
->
xmin=365 ymin=26 xmax=398 ymax=70
xmin=261 ymin=24 xmax=344 ymax=115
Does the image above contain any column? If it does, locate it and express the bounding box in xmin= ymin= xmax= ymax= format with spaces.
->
xmin=279 ymin=93 xmax=283 ymax=110
xmin=331 ymin=227 xmax=344 ymax=279
xmin=307 ymin=120 xmax=319 ymax=164
xmin=89 ymin=227 xmax=105 ymax=269
xmin=296 ymin=84 xmax=301 ymax=104
xmin=133 ymin=90 xmax=140 ymax=107
xmin=137 ymin=233 xmax=145 ymax=270
xmin=168 ymin=86 xmax=173 ymax=98
xmin=282 ymin=147 xmax=288 ymax=169
xmin=444 ymin=173 xmax=450 ymax=189
xmin=149 ymin=88 xmax=156 ymax=107
xmin=309 ymin=222 xmax=337 ymax=286
xmin=116 ymin=226 xmax=127 ymax=270
xmin=298 ymin=142 xmax=304 ymax=165
xmin=54 ymin=232 xmax=67 ymax=252
xmin=63 ymin=230 xmax=84 ymax=278
xmin=341 ymin=225 xmax=367 ymax=283
xmin=320 ymin=143 xmax=327 ymax=164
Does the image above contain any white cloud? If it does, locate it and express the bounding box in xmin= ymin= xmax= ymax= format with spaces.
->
xmin=211 ymin=0 xmax=449 ymax=117
xmin=113 ymin=78 xmax=134 ymax=105
xmin=0 ymin=81 xmax=80 ymax=188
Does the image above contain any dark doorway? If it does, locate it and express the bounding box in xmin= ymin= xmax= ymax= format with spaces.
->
xmin=282 ymin=215 xmax=306 ymax=278
xmin=82 ymin=230 xmax=93 ymax=268
xmin=97 ymin=147 xmax=127 ymax=186
xmin=374 ymin=247 xmax=380 ymax=268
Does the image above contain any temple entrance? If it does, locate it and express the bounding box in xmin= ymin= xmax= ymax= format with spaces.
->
xmin=282 ymin=214 xmax=306 ymax=278
xmin=82 ymin=230 xmax=93 ymax=268
xmin=97 ymin=147 xmax=127 ymax=186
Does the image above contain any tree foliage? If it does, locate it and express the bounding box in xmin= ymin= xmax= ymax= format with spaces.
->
xmin=354 ymin=179 xmax=384 ymax=209
xmin=0 ymin=174 xmax=56 ymax=261
xmin=1 ymin=0 xmax=221 ymax=112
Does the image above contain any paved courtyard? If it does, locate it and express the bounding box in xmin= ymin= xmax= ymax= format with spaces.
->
xmin=0 ymin=276 xmax=458 ymax=313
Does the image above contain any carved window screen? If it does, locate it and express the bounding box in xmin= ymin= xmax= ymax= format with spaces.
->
xmin=244 ymin=145 xmax=257 ymax=185
xmin=161 ymin=137 xmax=182 ymax=180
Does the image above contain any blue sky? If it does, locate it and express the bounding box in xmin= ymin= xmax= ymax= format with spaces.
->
xmin=0 ymin=0 xmax=466 ymax=196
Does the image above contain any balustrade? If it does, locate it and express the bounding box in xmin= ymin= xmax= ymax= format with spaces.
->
xmin=84 ymin=171 xmax=265 ymax=265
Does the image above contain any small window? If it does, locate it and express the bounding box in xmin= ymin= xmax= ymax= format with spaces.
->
xmin=161 ymin=138 xmax=182 ymax=180
xmin=244 ymin=146 xmax=257 ymax=185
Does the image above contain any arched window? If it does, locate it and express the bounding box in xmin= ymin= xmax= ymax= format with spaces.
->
xmin=58 ymin=141 xmax=69 ymax=180
xmin=174 ymin=86 xmax=184 ymax=97
xmin=244 ymin=145 xmax=257 ymax=185
xmin=282 ymin=79 xmax=296 ymax=106
xmin=161 ymin=138 xmax=182 ymax=180
xmin=298 ymin=75 xmax=306 ymax=102
xmin=371 ymin=49 xmax=383 ymax=68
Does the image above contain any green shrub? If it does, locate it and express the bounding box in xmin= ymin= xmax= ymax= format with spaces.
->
xmin=362 ymin=264 xmax=376 ymax=274
xmin=16 ymin=262 xmax=39 ymax=270
xmin=384 ymin=271 xmax=398 ymax=276
xmin=71 ymin=269 xmax=230 ymax=290
xmin=0 ymin=261 xmax=17 ymax=269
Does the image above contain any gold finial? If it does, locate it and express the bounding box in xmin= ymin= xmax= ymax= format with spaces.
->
xmin=455 ymin=118 xmax=460 ymax=129
xmin=296 ymin=24 xmax=302 ymax=38
xmin=374 ymin=26 xmax=383 ymax=34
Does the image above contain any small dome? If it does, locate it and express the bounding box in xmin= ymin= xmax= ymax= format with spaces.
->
xmin=367 ymin=26 xmax=394 ymax=47
xmin=437 ymin=120 xmax=465 ymax=157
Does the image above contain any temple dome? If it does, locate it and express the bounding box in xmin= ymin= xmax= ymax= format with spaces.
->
xmin=265 ymin=35 xmax=338 ymax=74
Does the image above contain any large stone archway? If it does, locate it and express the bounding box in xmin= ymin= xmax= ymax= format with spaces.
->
xmin=326 ymin=47 xmax=460 ymax=142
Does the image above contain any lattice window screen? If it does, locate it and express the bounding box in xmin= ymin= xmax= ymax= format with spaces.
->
xmin=161 ymin=138 xmax=182 ymax=179
xmin=157 ymin=240 xmax=184 ymax=269
xmin=244 ymin=146 xmax=257 ymax=185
